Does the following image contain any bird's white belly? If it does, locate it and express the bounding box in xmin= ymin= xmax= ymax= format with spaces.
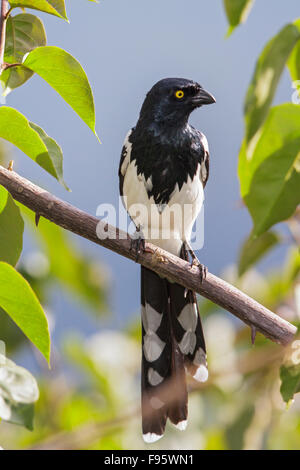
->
xmin=122 ymin=161 xmax=204 ymax=255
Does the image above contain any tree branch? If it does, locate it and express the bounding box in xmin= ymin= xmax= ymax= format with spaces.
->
xmin=0 ymin=0 xmax=8 ymax=72
xmin=0 ymin=164 xmax=297 ymax=345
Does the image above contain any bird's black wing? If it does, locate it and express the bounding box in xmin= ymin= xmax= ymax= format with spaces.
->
xmin=193 ymin=128 xmax=210 ymax=188
xmin=118 ymin=128 xmax=134 ymax=197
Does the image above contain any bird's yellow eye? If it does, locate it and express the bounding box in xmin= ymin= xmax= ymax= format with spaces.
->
xmin=175 ymin=90 xmax=184 ymax=99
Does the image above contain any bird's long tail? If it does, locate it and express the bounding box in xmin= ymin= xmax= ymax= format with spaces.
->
xmin=141 ymin=245 xmax=208 ymax=443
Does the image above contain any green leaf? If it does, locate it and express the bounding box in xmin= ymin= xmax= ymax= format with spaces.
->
xmin=1 ymin=66 xmax=32 ymax=97
xmin=1 ymin=13 xmax=46 ymax=96
xmin=0 ymin=107 xmax=67 ymax=187
xmin=5 ymin=14 xmax=47 ymax=63
xmin=8 ymin=403 xmax=35 ymax=430
xmin=9 ymin=0 xmax=68 ymax=21
xmin=23 ymin=46 xmax=98 ymax=137
xmin=223 ymin=0 xmax=255 ymax=36
xmin=288 ymin=31 xmax=300 ymax=88
xmin=0 ymin=262 xmax=50 ymax=363
xmin=29 ymin=122 xmax=69 ymax=190
xmin=0 ymin=185 xmax=24 ymax=266
xmin=21 ymin=205 xmax=107 ymax=314
xmin=0 ymin=307 xmax=28 ymax=354
xmin=288 ymin=42 xmax=300 ymax=82
xmin=238 ymin=231 xmax=280 ymax=276
xmin=280 ymin=363 xmax=300 ymax=403
xmin=244 ymin=19 xmax=300 ymax=145
xmin=239 ymin=104 xmax=300 ymax=237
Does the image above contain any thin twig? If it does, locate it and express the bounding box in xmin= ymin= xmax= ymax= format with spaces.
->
xmin=0 ymin=0 xmax=9 ymax=73
xmin=0 ymin=165 xmax=297 ymax=345
xmin=29 ymin=410 xmax=138 ymax=450
xmin=2 ymin=62 xmax=22 ymax=70
xmin=4 ymin=6 xmax=12 ymax=20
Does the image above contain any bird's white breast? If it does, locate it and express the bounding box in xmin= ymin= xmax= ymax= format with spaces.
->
xmin=122 ymin=160 xmax=204 ymax=256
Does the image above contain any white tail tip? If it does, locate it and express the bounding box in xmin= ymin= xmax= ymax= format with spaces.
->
xmin=143 ymin=432 xmax=163 ymax=444
xmin=193 ymin=365 xmax=209 ymax=383
xmin=174 ymin=420 xmax=187 ymax=431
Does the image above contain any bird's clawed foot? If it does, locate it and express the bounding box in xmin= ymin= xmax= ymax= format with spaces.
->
xmin=184 ymin=242 xmax=207 ymax=283
xmin=191 ymin=258 xmax=207 ymax=283
xmin=130 ymin=227 xmax=145 ymax=262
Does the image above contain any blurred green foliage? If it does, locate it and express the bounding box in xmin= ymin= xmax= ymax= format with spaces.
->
xmin=21 ymin=204 xmax=108 ymax=315
xmin=0 ymin=0 xmax=300 ymax=451
xmin=0 ymin=185 xmax=24 ymax=266
xmin=1 ymin=13 xmax=46 ymax=95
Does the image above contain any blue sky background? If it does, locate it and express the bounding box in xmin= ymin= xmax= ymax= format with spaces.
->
xmin=4 ymin=0 xmax=300 ymax=366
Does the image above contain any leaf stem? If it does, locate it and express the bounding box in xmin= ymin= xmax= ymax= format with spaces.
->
xmin=4 ymin=6 xmax=12 ymax=20
xmin=2 ymin=62 xmax=22 ymax=70
xmin=0 ymin=0 xmax=9 ymax=73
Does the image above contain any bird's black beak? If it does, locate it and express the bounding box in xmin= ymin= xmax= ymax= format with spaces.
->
xmin=191 ymin=88 xmax=216 ymax=106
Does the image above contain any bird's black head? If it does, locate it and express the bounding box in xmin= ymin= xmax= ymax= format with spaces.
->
xmin=138 ymin=77 xmax=215 ymax=128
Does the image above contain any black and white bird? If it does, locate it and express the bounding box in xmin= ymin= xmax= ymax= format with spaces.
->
xmin=119 ymin=78 xmax=215 ymax=443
